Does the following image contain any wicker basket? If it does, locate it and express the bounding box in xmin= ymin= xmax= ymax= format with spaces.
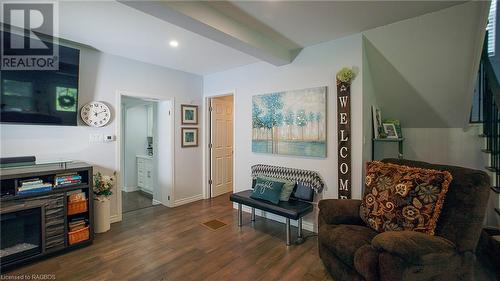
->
xmin=67 ymin=199 xmax=87 ymax=215
xmin=68 ymin=226 xmax=89 ymax=245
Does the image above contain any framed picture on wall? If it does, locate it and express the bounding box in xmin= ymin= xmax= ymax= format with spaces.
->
xmin=181 ymin=104 xmax=198 ymax=125
xmin=252 ymin=86 xmax=327 ymax=157
xmin=181 ymin=128 xmax=198 ymax=147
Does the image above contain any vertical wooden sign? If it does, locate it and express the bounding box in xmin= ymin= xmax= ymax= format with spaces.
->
xmin=337 ymin=81 xmax=351 ymax=199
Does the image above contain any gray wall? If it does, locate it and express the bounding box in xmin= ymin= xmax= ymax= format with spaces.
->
xmin=204 ymin=34 xmax=365 ymax=231
xmin=0 ymin=47 xmax=204 ymax=221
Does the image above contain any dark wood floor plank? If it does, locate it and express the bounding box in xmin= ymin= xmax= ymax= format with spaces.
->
xmin=3 ymin=192 xmax=495 ymax=281
xmin=122 ymin=191 xmax=153 ymax=213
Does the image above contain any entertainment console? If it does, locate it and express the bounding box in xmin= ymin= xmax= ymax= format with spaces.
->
xmin=0 ymin=162 xmax=93 ymax=270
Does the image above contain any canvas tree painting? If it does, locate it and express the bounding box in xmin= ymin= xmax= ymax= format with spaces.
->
xmin=252 ymin=86 xmax=327 ymax=157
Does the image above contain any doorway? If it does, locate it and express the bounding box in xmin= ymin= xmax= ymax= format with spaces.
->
xmin=119 ymin=94 xmax=173 ymax=215
xmin=209 ymin=95 xmax=234 ymax=198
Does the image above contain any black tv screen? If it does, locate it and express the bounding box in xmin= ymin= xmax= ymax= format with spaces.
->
xmin=0 ymin=35 xmax=80 ymax=126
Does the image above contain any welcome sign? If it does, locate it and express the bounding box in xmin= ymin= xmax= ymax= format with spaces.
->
xmin=336 ymin=68 xmax=355 ymax=199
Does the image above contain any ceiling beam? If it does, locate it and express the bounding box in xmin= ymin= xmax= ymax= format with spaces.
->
xmin=119 ymin=1 xmax=301 ymax=66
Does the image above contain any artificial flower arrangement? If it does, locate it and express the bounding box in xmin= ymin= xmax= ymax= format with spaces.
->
xmin=336 ymin=67 xmax=356 ymax=83
xmin=93 ymin=172 xmax=114 ymax=199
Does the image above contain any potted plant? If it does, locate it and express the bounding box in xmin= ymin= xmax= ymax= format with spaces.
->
xmin=93 ymin=172 xmax=114 ymax=233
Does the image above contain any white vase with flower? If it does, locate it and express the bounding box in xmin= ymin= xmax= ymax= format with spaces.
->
xmin=93 ymin=172 xmax=114 ymax=233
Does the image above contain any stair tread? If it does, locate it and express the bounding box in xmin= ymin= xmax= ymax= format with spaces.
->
xmin=485 ymin=166 xmax=498 ymax=172
xmin=491 ymin=186 xmax=500 ymax=193
xmin=495 ymin=208 xmax=500 ymax=216
xmin=478 ymin=134 xmax=500 ymax=137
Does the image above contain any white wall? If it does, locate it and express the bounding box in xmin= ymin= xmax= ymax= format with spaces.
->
xmin=362 ymin=36 xmax=378 ymax=179
xmin=373 ymin=126 xmax=487 ymax=170
xmin=123 ymin=105 xmax=149 ymax=191
xmin=0 ymin=48 xmax=204 ymax=221
xmin=362 ymin=1 xmax=488 ymax=128
xmin=204 ymin=34 xmax=364 ymax=231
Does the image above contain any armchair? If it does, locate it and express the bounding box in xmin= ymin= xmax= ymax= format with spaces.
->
xmin=318 ymin=159 xmax=490 ymax=281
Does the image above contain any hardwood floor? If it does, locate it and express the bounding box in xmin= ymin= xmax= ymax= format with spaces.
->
xmin=122 ymin=191 xmax=153 ymax=213
xmin=4 ymin=193 xmax=332 ymax=281
xmin=3 ymin=193 xmax=496 ymax=281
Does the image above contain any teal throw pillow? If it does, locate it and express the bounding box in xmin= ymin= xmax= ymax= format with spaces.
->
xmin=260 ymin=177 xmax=295 ymax=201
xmin=250 ymin=177 xmax=285 ymax=205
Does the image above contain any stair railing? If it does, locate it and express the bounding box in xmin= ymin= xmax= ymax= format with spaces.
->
xmin=477 ymin=50 xmax=500 ymax=215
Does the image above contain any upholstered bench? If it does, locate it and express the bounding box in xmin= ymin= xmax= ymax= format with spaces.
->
xmin=230 ymin=164 xmax=324 ymax=246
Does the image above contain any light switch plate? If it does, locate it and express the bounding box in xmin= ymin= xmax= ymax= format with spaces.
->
xmin=89 ymin=134 xmax=104 ymax=144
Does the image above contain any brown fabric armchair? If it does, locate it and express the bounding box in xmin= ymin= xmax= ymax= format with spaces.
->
xmin=318 ymin=159 xmax=490 ymax=281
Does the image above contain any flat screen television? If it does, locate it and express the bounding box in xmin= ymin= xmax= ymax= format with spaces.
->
xmin=0 ymin=33 xmax=80 ymax=126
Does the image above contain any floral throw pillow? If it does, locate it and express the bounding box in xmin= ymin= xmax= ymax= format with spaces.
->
xmin=359 ymin=161 xmax=452 ymax=235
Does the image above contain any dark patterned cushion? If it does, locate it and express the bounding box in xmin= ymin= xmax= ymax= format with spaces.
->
xmin=360 ymin=161 xmax=452 ymax=235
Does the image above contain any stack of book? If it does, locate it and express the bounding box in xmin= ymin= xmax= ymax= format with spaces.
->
xmin=68 ymin=218 xmax=88 ymax=232
xmin=17 ymin=179 xmax=53 ymax=195
xmin=55 ymin=173 xmax=82 ymax=188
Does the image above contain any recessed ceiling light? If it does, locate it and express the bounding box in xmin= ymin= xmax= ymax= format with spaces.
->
xmin=169 ymin=40 xmax=179 ymax=47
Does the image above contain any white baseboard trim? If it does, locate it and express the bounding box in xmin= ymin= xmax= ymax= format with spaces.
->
xmin=238 ymin=204 xmax=317 ymax=233
xmin=152 ymin=199 xmax=162 ymax=205
xmin=110 ymin=214 xmax=121 ymax=224
xmin=173 ymin=194 xmax=204 ymax=207
xmin=123 ymin=186 xmax=139 ymax=192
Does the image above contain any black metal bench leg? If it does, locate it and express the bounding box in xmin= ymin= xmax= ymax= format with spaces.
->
xmin=296 ymin=218 xmax=304 ymax=244
xmin=286 ymin=218 xmax=291 ymax=246
xmin=251 ymin=207 xmax=256 ymax=221
xmin=238 ymin=203 xmax=242 ymax=227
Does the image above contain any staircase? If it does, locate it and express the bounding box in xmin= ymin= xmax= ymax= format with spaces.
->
xmin=473 ymin=48 xmax=500 ymax=226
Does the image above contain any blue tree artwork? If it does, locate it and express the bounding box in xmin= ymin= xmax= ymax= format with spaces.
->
xmin=252 ymin=86 xmax=327 ymax=157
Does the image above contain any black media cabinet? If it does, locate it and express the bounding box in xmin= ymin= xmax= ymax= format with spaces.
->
xmin=0 ymin=162 xmax=94 ymax=270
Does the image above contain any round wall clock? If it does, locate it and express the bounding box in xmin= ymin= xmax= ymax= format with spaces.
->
xmin=80 ymin=101 xmax=112 ymax=127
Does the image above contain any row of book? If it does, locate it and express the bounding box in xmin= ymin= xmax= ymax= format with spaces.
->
xmin=16 ymin=173 xmax=83 ymax=195
xmin=18 ymin=179 xmax=53 ymax=195
xmin=68 ymin=217 xmax=88 ymax=232
xmin=55 ymin=173 xmax=82 ymax=188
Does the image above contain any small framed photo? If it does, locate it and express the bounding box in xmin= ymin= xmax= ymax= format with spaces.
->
xmin=181 ymin=128 xmax=198 ymax=147
xmin=383 ymin=123 xmax=399 ymax=139
xmin=181 ymin=104 xmax=198 ymax=125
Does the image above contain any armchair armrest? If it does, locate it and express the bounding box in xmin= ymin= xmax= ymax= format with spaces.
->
xmin=318 ymin=199 xmax=363 ymax=225
xmin=372 ymin=231 xmax=457 ymax=262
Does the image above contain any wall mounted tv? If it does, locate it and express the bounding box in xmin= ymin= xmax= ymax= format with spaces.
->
xmin=1 ymin=33 xmax=80 ymax=126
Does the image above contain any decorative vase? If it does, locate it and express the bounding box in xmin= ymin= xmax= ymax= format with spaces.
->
xmin=94 ymin=197 xmax=110 ymax=233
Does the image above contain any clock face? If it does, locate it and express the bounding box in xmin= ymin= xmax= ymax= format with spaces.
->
xmin=80 ymin=102 xmax=111 ymax=127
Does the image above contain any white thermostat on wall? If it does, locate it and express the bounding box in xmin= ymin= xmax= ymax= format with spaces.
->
xmin=80 ymin=101 xmax=112 ymax=127
xmin=104 ymin=135 xmax=116 ymax=142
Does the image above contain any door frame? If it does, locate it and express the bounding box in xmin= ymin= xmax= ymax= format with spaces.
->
xmin=115 ymin=90 xmax=175 ymax=222
xmin=203 ymin=91 xmax=235 ymax=199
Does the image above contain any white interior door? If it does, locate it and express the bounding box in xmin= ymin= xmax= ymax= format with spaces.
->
xmin=155 ymin=101 xmax=173 ymax=206
xmin=211 ymin=97 xmax=233 ymax=197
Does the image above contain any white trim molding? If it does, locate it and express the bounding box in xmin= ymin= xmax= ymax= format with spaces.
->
xmin=122 ymin=186 xmax=139 ymax=192
xmin=110 ymin=214 xmax=121 ymax=224
xmin=173 ymin=194 xmax=204 ymax=207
